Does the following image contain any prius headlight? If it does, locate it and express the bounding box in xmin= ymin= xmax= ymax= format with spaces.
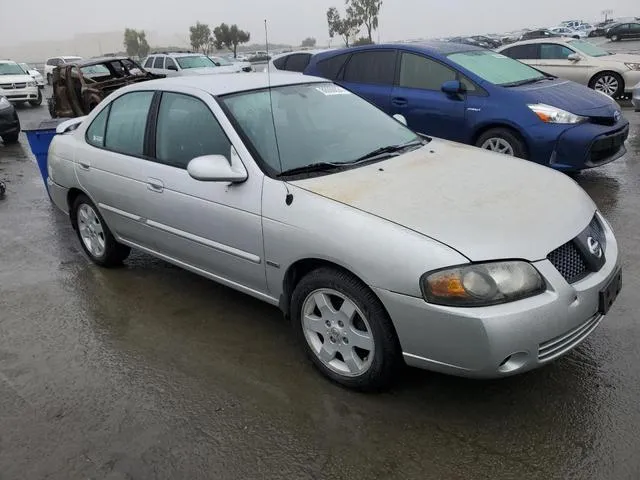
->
xmin=528 ymin=103 xmax=587 ymax=124
xmin=421 ymin=261 xmax=545 ymax=307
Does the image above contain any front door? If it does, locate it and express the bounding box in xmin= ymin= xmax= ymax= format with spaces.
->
xmin=390 ymin=51 xmax=467 ymax=142
xmin=536 ymin=43 xmax=593 ymax=84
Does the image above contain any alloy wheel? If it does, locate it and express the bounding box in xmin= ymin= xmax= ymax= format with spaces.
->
xmin=301 ymin=288 xmax=375 ymax=377
xmin=594 ymin=76 xmax=619 ymax=96
xmin=480 ymin=137 xmax=515 ymax=155
xmin=77 ymin=203 xmax=106 ymax=258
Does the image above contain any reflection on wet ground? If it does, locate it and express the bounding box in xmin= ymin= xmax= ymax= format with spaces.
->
xmin=1 ymin=101 xmax=640 ymax=479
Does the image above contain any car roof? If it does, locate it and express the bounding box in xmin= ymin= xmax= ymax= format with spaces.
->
xmin=125 ymin=72 xmax=326 ymax=96
xmin=71 ymin=56 xmax=131 ymax=66
xmin=313 ymin=42 xmax=482 ymax=63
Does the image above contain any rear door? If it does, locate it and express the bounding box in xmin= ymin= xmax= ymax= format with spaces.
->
xmin=629 ymin=23 xmax=640 ymax=39
xmin=537 ymin=43 xmax=592 ymax=84
xmin=338 ymin=49 xmax=397 ymax=113
xmin=390 ymin=51 xmax=468 ymax=141
xmin=500 ymin=44 xmax=540 ymax=68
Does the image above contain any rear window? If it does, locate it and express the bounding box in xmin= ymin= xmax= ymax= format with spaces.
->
xmin=501 ymin=44 xmax=539 ymax=60
xmin=144 ymin=57 xmax=154 ymax=68
xmin=273 ymin=56 xmax=287 ymax=70
xmin=315 ymin=53 xmax=350 ymax=79
xmin=284 ymin=53 xmax=312 ymax=72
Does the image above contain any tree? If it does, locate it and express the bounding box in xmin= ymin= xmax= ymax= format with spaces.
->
xmin=326 ymin=7 xmax=359 ymax=47
xmin=346 ymin=0 xmax=383 ymax=43
xmin=213 ymin=23 xmax=250 ymax=58
xmin=124 ymin=28 xmax=150 ymax=58
xmin=190 ymin=22 xmax=212 ymax=54
xmin=301 ymin=37 xmax=317 ymax=47
xmin=352 ymin=37 xmax=373 ymax=46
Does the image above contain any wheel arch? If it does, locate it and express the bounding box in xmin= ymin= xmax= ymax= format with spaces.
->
xmin=588 ymin=70 xmax=625 ymax=92
xmin=471 ymin=122 xmax=529 ymax=154
xmin=67 ymin=187 xmax=98 ymax=230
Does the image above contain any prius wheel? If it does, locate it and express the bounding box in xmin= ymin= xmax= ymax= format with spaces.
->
xmin=291 ymin=267 xmax=401 ymax=391
xmin=476 ymin=128 xmax=527 ymax=159
xmin=72 ymin=194 xmax=130 ymax=267
xmin=590 ymin=72 xmax=623 ymax=98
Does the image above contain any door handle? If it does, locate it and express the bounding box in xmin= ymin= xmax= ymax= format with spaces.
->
xmin=391 ymin=97 xmax=408 ymax=107
xmin=147 ymin=178 xmax=164 ymax=193
xmin=78 ymin=160 xmax=90 ymax=170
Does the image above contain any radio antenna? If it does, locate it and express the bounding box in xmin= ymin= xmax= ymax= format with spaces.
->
xmin=264 ymin=19 xmax=292 ymax=205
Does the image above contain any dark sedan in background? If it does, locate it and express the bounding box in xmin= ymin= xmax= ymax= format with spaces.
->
xmin=0 ymin=95 xmax=20 ymax=144
xmin=606 ymin=22 xmax=640 ymax=41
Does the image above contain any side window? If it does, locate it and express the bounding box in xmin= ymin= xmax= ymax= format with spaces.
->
xmin=165 ymin=58 xmax=177 ymax=70
xmin=144 ymin=57 xmax=154 ymax=68
xmin=315 ymin=53 xmax=350 ymax=79
xmin=153 ymin=56 xmax=165 ymax=69
xmin=398 ymin=52 xmax=456 ymax=90
xmin=631 ymin=23 xmax=640 ymax=33
xmin=155 ymin=92 xmax=231 ymax=168
xmin=85 ymin=105 xmax=110 ymax=147
xmin=284 ymin=53 xmax=312 ymax=72
xmin=46 ymin=58 xmax=55 ymax=66
xmin=540 ymin=44 xmax=574 ymax=60
xmin=273 ymin=56 xmax=287 ymax=70
xmin=502 ymin=44 xmax=539 ymax=60
xmin=104 ymin=91 xmax=154 ymax=156
xmin=343 ymin=50 xmax=396 ymax=85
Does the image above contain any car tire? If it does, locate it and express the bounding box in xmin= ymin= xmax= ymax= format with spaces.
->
xmin=290 ymin=267 xmax=401 ymax=391
xmin=589 ymin=71 xmax=624 ymax=98
xmin=611 ymin=34 xmax=619 ymax=42
xmin=29 ymin=89 xmax=42 ymax=107
xmin=71 ymin=194 xmax=131 ymax=267
xmin=1 ymin=132 xmax=19 ymax=144
xmin=475 ymin=128 xmax=527 ymax=159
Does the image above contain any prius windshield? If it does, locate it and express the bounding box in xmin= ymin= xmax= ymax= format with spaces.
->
xmin=568 ymin=40 xmax=612 ymax=57
xmin=448 ymin=50 xmax=546 ymax=86
xmin=221 ymin=83 xmax=422 ymax=177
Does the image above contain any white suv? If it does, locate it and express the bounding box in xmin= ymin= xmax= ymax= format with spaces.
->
xmin=0 ymin=60 xmax=41 ymax=105
xmin=142 ymin=52 xmax=228 ymax=77
xmin=44 ymin=56 xmax=83 ymax=85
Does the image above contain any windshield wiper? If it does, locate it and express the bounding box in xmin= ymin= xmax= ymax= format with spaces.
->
xmin=346 ymin=139 xmax=426 ymax=165
xmin=502 ymin=77 xmax=551 ymax=87
xmin=276 ymin=162 xmax=343 ymax=177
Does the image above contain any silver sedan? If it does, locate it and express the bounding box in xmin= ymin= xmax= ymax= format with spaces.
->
xmin=46 ymin=73 xmax=621 ymax=390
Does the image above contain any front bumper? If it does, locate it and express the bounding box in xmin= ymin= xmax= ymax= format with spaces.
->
xmin=526 ymin=118 xmax=629 ymax=171
xmin=0 ymin=86 xmax=39 ymax=103
xmin=0 ymin=107 xmax=20 ymax=136
xmin=375 ymin=214 xmax=620 ymax=379
xmin=622 ymin=71 xmax=640 ymax=94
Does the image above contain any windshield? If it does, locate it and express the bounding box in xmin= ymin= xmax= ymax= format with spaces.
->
xmin=0 ymin=63 xmax=28 ymax=76
xmin=19 ymin=63 xmax=31 ymax=72
xmin=176 ymin=55 xmax=216 ymax=69
xmin=211 ymin=56 xmax=233 ymax=66
xmin=221 ymin=83 xmax=420 ymax=176
xmin=448 ymin=50 xmax=546 ymax=86
xmin=568 ymin=40 xmax=612 ymax=57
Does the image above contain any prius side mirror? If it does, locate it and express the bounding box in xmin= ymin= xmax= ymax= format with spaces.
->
xmin=567 ymin=53 xmax=581 ymax=61
xmin=187 ymin=154 xmax=247 ymax=183
xmin=441 ymin=80 xmax=466 ymax=96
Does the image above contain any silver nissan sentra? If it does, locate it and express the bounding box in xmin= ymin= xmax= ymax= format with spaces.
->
xmin=46 ymin=73 xmax=622 ymax=390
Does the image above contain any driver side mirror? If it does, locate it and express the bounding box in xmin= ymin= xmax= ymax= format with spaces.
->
xmin=567 ymin=53 xmax=581 ymax=61
xmin=441 ymin=80 xmax=466 ymax=96
xmin=187 ymin=154 xmax=247 ymax=183
xmin=167 ymin=64 xmax=178 ymax=71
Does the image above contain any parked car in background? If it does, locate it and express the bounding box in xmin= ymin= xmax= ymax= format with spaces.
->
xmin=606 ymin=22 xmax=640 ymax=41
xmin=0 ymin=94 xmax=20 ymax=144
xmin=18 ymin=63 xmax=45 ymax=87
xmin=572 ymin=24 xmax=594 ymax=38
xmin=0 ymin=60 xmax=42 ymax=106
xmin=49 ymin=56 xmax=162 ymax=118
xmin=589 ymin=20 xmax=616 ymax=37
xmin=269 ymin=50 xmax=329 ymax=73
xmin=209 ymin=56 xmax=252 ymax=72
xmin=520 ymin=29 xmax=561 ymax=40
xmin=470 ymin=35 xmax=502 ymax=48
xmin=46 ymin=73 xmax=621 ymax=390
xmin=549 ymin=27 xmax=581 ymax=39
xmin=143 ymin=52 xmax=228 ymax=77
xmin=498 ymin=38 xmax=640 ymax=98
xmin=44 ymin=56 xmax=83 ymax=85
xmin=560 ymin=20 xmax=587 ymax=29
xmin=304 ymin=43 xmax=628 ymax=171
xmin=633 ymin=82 xmax=640 ymax=111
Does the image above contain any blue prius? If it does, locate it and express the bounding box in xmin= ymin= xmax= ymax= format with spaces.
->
xmin=304 ymin=42 xmax=629 ymax=171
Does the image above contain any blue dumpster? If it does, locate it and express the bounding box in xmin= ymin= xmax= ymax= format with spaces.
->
xmin=24 ymin=118 xmax=70 ymax=197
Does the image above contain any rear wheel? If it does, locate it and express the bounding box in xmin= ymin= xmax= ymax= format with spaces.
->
xmin=291 ymin=267 xmax=401 ymax=391
xmin=1 ymin=132 xmax=19 ymax=144
xmin=71 ymin=194 xmax=130 ymax=267
xmin=590 ymin=72 xmax=624 ymax=98
xmin=475 ymin=127 xmax=527 ymax=159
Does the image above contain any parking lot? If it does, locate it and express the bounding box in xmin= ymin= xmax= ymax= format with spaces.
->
xmin=1 ymin=53 xmax=640 ymax=479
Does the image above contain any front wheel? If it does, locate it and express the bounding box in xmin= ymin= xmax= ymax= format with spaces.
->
xmin=29 ymin=89 xmax=42 ymax=106
xmin=291 ymin=267 xmax=401 ymax=391
xmin=590 ymin=72 xmax=624 ymax=98
xmin=611 ymin=34 xmax=619 ymax=42
xmin=475 ymin=128 xmax=527 ymax=159
xmin=71 ymin=194 xmax=130 ymax=267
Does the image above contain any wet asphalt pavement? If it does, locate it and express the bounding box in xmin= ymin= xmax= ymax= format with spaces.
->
xmin=1 ymin=85 xmax=640 ymax=479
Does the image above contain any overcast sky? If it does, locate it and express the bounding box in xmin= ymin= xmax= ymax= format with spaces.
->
xmin=1 ymin=0 xmax=638 ymax=46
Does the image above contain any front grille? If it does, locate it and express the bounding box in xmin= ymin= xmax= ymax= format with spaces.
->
xmin=548 ymin=242 xmax=588 ymax=283
xmin=538 ymin=314 xmax=602 ymax=361
xmin=589 ymin=126 xmax=628 ymax=165
xmin=589 ymin=116 xmax=616 ymax=126
xmin=0 ymin=83 xmax=26 ymax=90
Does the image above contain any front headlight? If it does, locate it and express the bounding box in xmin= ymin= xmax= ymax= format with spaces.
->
xmin=27 ymin=81 xmax=36 ymax=87
xmin=528 ymin=103 xmax=587 ymax=124
xmin=421 ymin=261 xmax=545 ymax=307
xmin=0 ymin=97 xmax=10 ymax=110
xmin=625 ymin=63 xmax=640 ymax=71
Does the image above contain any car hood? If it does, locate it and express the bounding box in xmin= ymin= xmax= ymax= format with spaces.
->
xmin=0 ymin=74 xmax=34 ymax=83
xmin=510 ymin=78 xmax=619 ymax=117
xmin=291 ymin=140 xmax=596 ymax=262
